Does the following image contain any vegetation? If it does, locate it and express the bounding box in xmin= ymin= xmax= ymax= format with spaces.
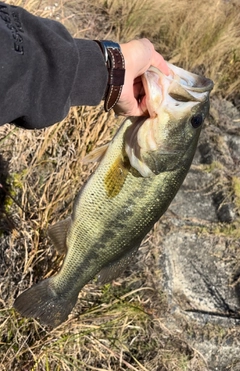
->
xmin=0 ymin=0 xmax=239 ymax=370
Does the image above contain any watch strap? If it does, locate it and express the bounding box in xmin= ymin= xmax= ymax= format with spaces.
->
xmin=94 ymin=40 xmax=125 ymax=112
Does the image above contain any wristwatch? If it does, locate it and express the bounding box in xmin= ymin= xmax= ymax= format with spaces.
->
xmin=94 ymin=40 xmax=125 ymax=112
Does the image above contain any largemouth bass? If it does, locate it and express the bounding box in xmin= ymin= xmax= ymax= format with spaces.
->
xmin=14 ymin=63 xmax=213 ymax=327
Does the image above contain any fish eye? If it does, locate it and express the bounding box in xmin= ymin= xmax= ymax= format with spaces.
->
xmin=191 ymin=113 xmax=203 ymax=128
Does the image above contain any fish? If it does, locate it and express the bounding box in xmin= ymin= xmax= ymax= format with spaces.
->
xmin=14 ymin=63 xmax=213 ymax=327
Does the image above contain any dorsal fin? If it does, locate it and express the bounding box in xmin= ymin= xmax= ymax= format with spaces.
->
xmin=48 ymin=217 xmax=71 ymax=254
xmin=82 ymin=144 xmax=109 ymax=164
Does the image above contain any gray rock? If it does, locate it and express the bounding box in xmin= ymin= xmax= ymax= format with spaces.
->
xmin=162 ymin=231 xmax=240 ymax=318
xmin=159 ymin=98 xmax=240 ymax=370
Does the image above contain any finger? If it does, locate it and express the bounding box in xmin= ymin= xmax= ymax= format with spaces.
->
xmin=135 ymin=39 xmax=170 ymax=76
xmin=151 ymin=50 xmax=170 ymax=75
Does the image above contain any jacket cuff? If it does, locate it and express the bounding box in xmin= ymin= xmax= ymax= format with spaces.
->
xmin=70 ymin=39 xmax=108 ymax=107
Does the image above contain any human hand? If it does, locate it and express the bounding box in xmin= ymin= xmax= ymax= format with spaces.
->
xmin=115 ymin=38 xmax=169 ymax=116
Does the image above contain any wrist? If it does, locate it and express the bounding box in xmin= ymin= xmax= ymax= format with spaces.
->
xmin=94 ymin=40 xmax=125 ymax=112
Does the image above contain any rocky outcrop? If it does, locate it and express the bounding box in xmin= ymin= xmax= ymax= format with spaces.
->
xmin=160 ymin=98 xmax=240 ymax=370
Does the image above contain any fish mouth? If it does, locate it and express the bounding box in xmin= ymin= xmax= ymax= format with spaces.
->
xmin=125 ymin=63 xmax=214 ymax=178
xmin=142 ymin=63 xmax=214 ymax=117
xmin=141 ymin=67 xmax=163 ymax=118
xmin=165 ymin=62 xmax=214 ymax=92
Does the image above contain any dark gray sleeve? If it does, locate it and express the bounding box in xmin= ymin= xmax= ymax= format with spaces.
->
xmin=0 ymin=3 xmax=108 ymax=129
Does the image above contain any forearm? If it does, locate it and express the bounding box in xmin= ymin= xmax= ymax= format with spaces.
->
xmin=0 ymin=3 xmax=107 ymax=129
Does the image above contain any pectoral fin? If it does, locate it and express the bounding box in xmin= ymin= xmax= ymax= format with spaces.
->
xmin=48 ymin=217 xmax=71 ymax=254
xmin=97 ymin=244 xmax=140 ymax=285
xmin=82 ymin=144 xmax=109 ymax=164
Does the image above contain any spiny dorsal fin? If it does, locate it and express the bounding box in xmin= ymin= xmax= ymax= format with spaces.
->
xmin=82 ymin=144 xmax=109 ymax=164
xmin=48 ymin=217 xmax=71 ymax=254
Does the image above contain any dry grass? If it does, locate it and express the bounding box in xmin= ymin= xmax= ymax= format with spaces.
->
xmin=98 ymin=0 xmax=240 ymax=98
xmin=0 ymin=0 xmax=240 ymax=370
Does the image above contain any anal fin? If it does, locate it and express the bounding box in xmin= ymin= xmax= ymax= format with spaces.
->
xmin=97 ymin=244 xmax=140 ymax=285
xmin=48 ymin=217 xmax=71 ymax=254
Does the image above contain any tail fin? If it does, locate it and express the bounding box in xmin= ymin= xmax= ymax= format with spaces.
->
xmin=13 ymin=278 xmax=78 ymax=327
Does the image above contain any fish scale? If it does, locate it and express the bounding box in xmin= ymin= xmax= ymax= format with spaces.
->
xmin=14 ymin=63 xmax=213 ymax=327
